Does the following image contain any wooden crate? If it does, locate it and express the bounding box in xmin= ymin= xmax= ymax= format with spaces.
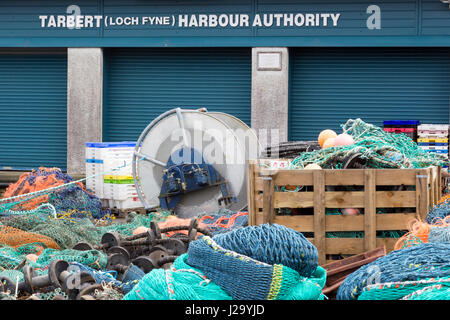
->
xmin=247 ymin=160 xmax=442 ymax=265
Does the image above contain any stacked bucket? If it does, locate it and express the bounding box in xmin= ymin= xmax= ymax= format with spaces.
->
xmin=85 ymin=142 xmax=143 ymax=210
xmin=417 ymin=124 xmax=449 ymax=162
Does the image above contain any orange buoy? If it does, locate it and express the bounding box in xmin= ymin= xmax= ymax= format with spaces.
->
xmin=318 ymin=130 xmax=337 ymax=147
xmin=322 ymin=137 xmax=336 ymax=149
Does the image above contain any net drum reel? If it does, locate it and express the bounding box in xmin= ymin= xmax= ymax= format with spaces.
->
xmin=132 ymin=108 xmax=261 ymax=218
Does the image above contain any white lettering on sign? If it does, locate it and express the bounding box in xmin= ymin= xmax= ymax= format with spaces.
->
xmin=39 ymin=15 xmax=102 ymax=28
xmin=39 ymin=10 xmax=343 ymax=29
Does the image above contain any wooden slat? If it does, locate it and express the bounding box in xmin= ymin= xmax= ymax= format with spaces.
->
xmin=255 ymin=212 xmax=264 ymax=225
xmin=429 ymin=167 xmax=435 ymax=207
xmin=323 ymin=238 xmax=398 ymax=255
xmin=437 ymin=166 xmax=442 ymax=202
xmin=262 ymin=176 xmax=275 ymax=224
xmin=260 ymin=191 xmax=361 ymax=209
xmin=273 ymin=215 xmax=314 ymax=232
xmin=272 ymin=192 xmax=314 ymax=208
xmin=325 ymin=170 xmax=364 ymax=185
xmin=416 ymin=168 xmax=430 ymax=219
xmin=325 ymin=215 xmax=362 ymax=232
xmin=364 ymin=170 xmax=376 ymax=251
xmin=257 ymin=190 xmax=417 ymax=209
xmin=375 ymin=170 xmax=417 ymax=185
xmin=314 ymin=170 xmax=326 ymax=265
xmin=246 ymin=162 xmax=256 ymax=226
xmin=431 ymin=166 xmax=441 ymax=207
xmin=256 ymin=169 xmax=418 ymax=186
xmin=375 ymin=213 xmax=417 ymax=230
xmin=273 ymin=213 xmax=416 ymax=233
xmin=376 ymin=238 xmax=399 ymax=254
xmin=325 ymin=191 xmax=364 ymax=208
xmin=375 ymin=191 xmax=416 ymax=207
xmin=255 ymin=177 xmax=264 ymax=191
xmin=273 ymin=170 xmax=313 ymax=186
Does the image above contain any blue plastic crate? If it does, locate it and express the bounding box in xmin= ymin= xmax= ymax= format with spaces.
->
xmin=418 ymin=142 xmax=449 ymax=147
xmin=383 ymin=120 xmax=420 ymax=126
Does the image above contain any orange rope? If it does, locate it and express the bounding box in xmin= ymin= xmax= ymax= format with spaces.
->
xmin=437 ymin=194 xmax=450 ymax=205
xmin=394 ymin=215 xmax=450 ymax=250
xmin=198 ymin=211 xmax=248 ymax=229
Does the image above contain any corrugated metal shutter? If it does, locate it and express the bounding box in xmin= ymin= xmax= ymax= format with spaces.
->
xmin=289 ymin=48 xmax=450 ymax=140
xmin=103 ymin=48 xmax=251 ymax=141
xmin=0 ymin=51 xmax=67 ymax=170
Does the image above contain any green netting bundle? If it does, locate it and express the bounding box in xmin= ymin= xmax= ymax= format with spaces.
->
xmin=290 ymin=118 xmax=448 ymax=169
xmin=1 ymin=211 xmax=171 ymax=250
xmin=36 ymin=248 xmax=107 ymax=270
xmin=2 ymin=216 xmax=104 ymax=249
xmin=123 ymin=253 xmax=233 ymax=300
xmin=0 ymin=269 xmax=24 ymax=283
xmin=402 ymin=283 xmax=450 ymax=300
xmin=99 ymin=211 xmax=171 ymax=237
xmin=358 ymin=277 xmax=450 ymax=300
xmin=34 ymin=287 xmax=67 ymax=300
xmin=0 ymin=245 xmax=23 ymax=270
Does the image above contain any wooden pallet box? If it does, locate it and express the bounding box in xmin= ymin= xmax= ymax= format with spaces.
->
xmin=246 ymin=160 xmax=442 ymax=265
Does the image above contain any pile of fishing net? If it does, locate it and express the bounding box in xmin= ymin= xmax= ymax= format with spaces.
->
xmin=0 ymin=167 xmax=110 ymax=220
xmin=290 ymin=118 xmax=447 ymax=169
xmin=0 ymin=212 xmax=174 ymax=299
xmin=427 ymin=197 xmax=450 ymax=224
xmin=124 ymin=224 xmax=327 ymax=300
xmin=70 ymin=262 xmax=144 ymax=295
xmin=338 ymin=197 xmax=450 ymax=301
xmin=1 ymin=211 xmax=170 ymax=250
xmin=394 ymin=215 xmax=450 ymax=250
xmin=336 ymin=243 xmax=450 ymax=300
xmin=360 ymin=277 xmax=450 ymax=300
xmin=394 ymin=194 xmax=450 ymax=250
xmin=0 ymin=242 xmax=107 ymax=280
xmin=401 ymin=281 xmax=450 ymax=300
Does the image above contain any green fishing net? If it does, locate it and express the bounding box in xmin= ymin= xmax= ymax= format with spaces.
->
xmin=1 ymin=211 xmax=171 ymax=250
xmin=290 ymin=118 xmax=448 ymax=169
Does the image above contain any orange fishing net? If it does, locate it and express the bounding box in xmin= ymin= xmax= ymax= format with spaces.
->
xmin=394 ymin=215 xmax=450 ymax=250
xmin=0 ymin=225 xmax=60 ymax=250
xmin=3 ymin=167 xmax=85 ymax=210
xmin=437 ymin=194 xmax=450 ymax=205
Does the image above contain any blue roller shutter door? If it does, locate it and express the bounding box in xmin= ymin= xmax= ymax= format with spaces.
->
xmin=0 ymin=51 xmax=67 ymax=170
xmin=290 ymin=48 xmax=450 ymax=140
xmin=103 ymin=48 xmax=251 ymax=141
